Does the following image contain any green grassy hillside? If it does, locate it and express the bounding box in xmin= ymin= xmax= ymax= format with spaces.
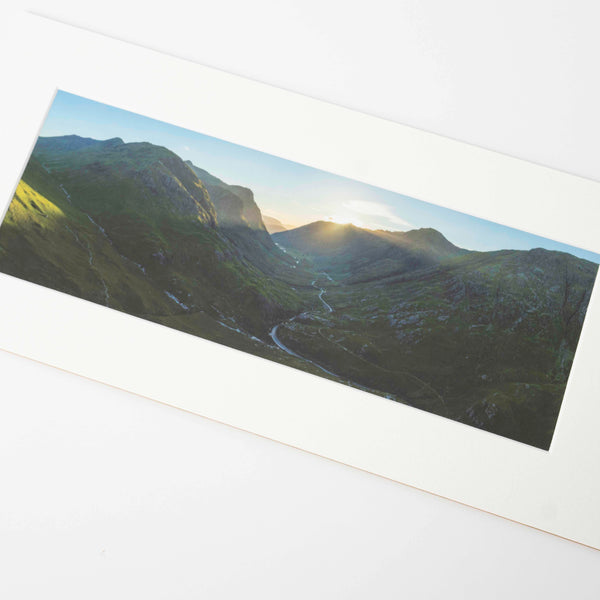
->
xmin=0 ymin=134 xmax=596 ymax=449
xmin=0 ymin=137 xmax=314 ymax=340
xmin=274 ymin=246 xmax=597 ymax=448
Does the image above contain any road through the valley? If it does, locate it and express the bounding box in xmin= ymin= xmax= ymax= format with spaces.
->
xmin=269 ymin=273 xmax=339 ymax=377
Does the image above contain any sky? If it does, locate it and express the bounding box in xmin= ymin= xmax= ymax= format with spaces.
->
xmin=38 ymin=90 xmax=600 ymax=263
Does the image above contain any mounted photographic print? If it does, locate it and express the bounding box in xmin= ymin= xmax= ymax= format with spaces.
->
xmin=3 ymin=15 xmax=600 ymax=549
xmin=1 ymin=90 xmax=597 ymax=451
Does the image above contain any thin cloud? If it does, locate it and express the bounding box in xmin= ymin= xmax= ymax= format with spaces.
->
xmin=343 ymin=200 xmax=413 ymax=230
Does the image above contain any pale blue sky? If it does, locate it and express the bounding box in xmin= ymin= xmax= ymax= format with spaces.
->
xmin=38 ymin=90 xmax=600 ymax=263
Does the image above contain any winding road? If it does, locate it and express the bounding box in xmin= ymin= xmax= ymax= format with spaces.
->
xmin=269 ymin=273 xmax=339 ymax=377
xmin=318 ymin=289 xmax=333 ymax=313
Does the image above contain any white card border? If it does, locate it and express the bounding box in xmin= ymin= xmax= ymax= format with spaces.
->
xmin=1 ymin=13 xmax=599 ymax=549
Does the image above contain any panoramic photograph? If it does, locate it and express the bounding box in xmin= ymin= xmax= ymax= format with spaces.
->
xmin=0 ymin=90 xmax=597 ymax=450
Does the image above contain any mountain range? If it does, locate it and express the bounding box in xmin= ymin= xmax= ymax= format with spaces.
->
xmin=0 ymin=135 xmax=310 ymax=339
xmin=0 ymin=134 xmax=596 ymax=449
xmin=273 ymin=220 xmax=469 ymax=282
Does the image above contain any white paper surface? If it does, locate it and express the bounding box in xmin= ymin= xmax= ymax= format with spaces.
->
xmin=1 ymin=13 xmax=599 ymax=550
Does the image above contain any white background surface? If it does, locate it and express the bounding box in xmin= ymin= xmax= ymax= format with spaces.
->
xmin=1 ymin=1 xmax=599 ymax=598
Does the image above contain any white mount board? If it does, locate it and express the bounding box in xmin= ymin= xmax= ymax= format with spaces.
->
xmin=1 ymin=13 xmax=599 ymax=549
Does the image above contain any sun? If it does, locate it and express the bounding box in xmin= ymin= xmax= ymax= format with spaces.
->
xmin=326 ymin=215 xmax=363 ymax=227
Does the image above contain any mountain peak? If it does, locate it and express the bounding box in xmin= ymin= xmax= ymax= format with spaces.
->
xmin=381 ymin=227 xmax=466 ymax=259
xmin=35 ymin=134 xmax=103 ymax=154
xmin=101 ymin=137 xmax=125 ymax=147
xmin=31 ymin=134 xmax=217 ymax=226
xmin=263 ymin=215 xmax=290 ymax=234
xmin=186 ymin=161 xmax=267 ymax=232
xmin=273 ymin=220 xmax=466 ymax=281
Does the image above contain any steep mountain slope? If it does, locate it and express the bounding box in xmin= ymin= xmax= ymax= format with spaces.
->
xmin=273 ymin=220 xmax=467 ymax=281
xmin=35 ymin=136 xmax=217 ymax=225
xmin=0 ymin=136 xmax=309 ymax=338
xmin=185 ymin=161 xmax=265 ymax=231
xmin=263 ymin=215 xmax=289 ymax=234
xmin=185 ymin=161 xmax=299 ymax=275
xmin=273 ymin=245 xmax=597 ymax=448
